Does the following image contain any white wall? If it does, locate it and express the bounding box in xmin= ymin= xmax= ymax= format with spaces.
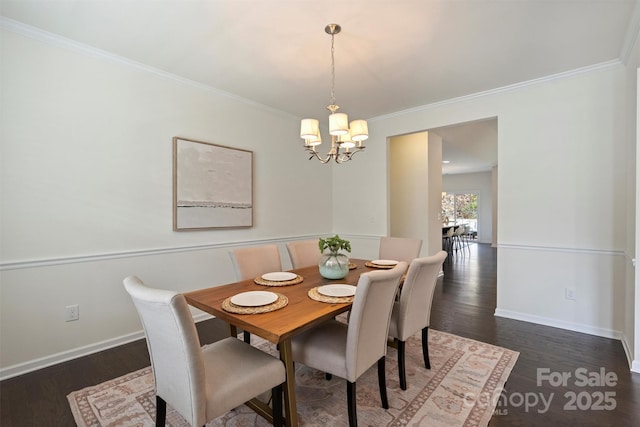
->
xmin=389 ymin=133 xmax=429 ymax=240
xmin=388 ymin=131 xmax=443 ymax=256
xmin=629 ymin=21 xmax=640 ymax=372
xmin=334 ymin=63 xmax=630 ymax=353
xmin=427 ymin=133 xmax=444 ymax=256
xmin=492 ymin=166 xmax=498 ymax=245
xmin=442 ymin=171 xmax=493 ymax=245
xmin=0 ymin=27 xmax=334 ymax=377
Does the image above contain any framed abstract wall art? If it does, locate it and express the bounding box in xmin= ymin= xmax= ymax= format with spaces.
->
xmin=173 ymin=137 xmax=253 ymax=230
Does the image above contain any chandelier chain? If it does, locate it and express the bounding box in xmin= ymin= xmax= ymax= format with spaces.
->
xmin=330 ymin=32 xmax=336 ymax=107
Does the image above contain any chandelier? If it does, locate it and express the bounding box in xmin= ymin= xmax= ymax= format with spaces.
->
xmin=300 ymin=24 xmax=368 ymax=164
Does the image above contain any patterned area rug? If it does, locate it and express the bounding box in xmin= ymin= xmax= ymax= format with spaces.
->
xmin=68 ymin=329 xmax=518 ymax=427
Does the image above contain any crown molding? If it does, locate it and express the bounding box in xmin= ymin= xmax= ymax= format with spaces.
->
xmin=620 ymin=0 xmax=640 ymax=64
xmin=371 ymin=59 xmax=623 ymax=122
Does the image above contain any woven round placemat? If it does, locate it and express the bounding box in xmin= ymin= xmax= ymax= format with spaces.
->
xmin=254 ymin=275 xmax=303 ymax=286
xmin=308 ymin=287 xmax=354 ymax=304
xmin=349 ymin=262 xmax=357 ymax=270
xmin=365 ymin=261 xmax=395 ymax=269
xmin=222 ymin=293 xmax=288 ymax=314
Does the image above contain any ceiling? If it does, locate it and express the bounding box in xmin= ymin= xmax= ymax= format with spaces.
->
xmin=432 ymin=118 xmax=498 ymax=175
xmin=1 ymin=0 xmax=638 ymax=173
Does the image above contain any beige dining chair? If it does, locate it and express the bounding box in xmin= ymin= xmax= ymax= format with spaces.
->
xmin=378 ymin=236 xmax=423 ymax=264
xmin=291 ymin=262 xmax=407 ymax=427
xmin=230 ymin=244 xmax=283 ymax=343
xmin=123 ymin=276 xmax=286 ymax=427
xmin=229 ymin=244 xmax=283 ymax=280
xmin=388 ymin=250 xmax=448 ymax=390
xmin=286 ymin=239 xmax=320 ymax=269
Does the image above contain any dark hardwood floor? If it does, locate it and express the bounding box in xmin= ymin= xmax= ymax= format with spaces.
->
xmin=435 ymin=244 xmax=640 ymax=426
xmin=1 ymin=243 xmax=638 ymax=426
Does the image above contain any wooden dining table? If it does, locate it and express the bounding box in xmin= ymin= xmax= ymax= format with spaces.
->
xmin=184 ymin=258 xmax=378 ymax=427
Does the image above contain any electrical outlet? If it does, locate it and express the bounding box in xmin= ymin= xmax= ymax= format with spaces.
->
xmin=65 ymin=304 xmax=79 ymax=321
xmin=565 ymin=288 xmax=576 ymax=301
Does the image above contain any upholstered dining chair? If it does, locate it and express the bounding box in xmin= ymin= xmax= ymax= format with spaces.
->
xmin=229 ymin=244 xmax=283 ymax=281
xmin=123 ymin=276 xmax=286 ymax=427
xmin=229 ymin=244 xmax=283 ymax=343
xmin=388 ymin=251 xmax=448 ymax=390
xmin=286 ymin=239 xmax=320 ymax=269
xmin=290 ymin=262 xmax=407 ymax=427
xmin=378 ymin=236 xmax=423 ymax=264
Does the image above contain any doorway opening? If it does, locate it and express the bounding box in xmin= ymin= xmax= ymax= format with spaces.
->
xmin=441 ymin=192 xmax=478 ymax=240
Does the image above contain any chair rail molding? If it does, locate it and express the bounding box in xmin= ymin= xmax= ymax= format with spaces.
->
xmin=0 ymin=235 xmax=324 ymax=271
xmin=497 ymin=243 xmax=625 ymax=257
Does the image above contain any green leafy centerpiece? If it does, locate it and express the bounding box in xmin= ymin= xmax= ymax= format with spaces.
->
xmin=318 ymin=235 xmax=351 ymax=279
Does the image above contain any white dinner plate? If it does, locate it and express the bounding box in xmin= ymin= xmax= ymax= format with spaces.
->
xmin=317 ymin=284 xmax=357 ymax=298
xmin=261 ymin=271 xmax=298 ymax=282
xmin=371 ymin=259 xmax=399 ymax=266
xmin=231 ymin=291 xmax=278 ymax=307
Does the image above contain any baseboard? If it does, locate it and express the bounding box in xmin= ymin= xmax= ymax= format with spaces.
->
xmin=0 ymin=330 xmax=145 ymax=381
xmin=632 ymin=360 xmax=640 ymax=373
xmin=494 ymin=308 xmax=622 ymax=340
xmin=620 ymin=333 xmax=636 ymax=371
xmin=0 ymin=312 xmax=214 ymax=381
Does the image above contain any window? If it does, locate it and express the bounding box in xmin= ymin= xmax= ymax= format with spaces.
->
xmin=442 ymin=192 xmax=478 ymax=235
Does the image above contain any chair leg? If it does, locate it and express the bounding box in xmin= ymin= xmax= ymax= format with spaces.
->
xmin=243 ymin=331 xmax=251 ymax=344
xmin=155 ymin=395 xmax=166 ymax=427
xmin=397 ymin=339 xmax=407 ymax=390
xmin=271 ymin=384 xmax=283 ymax=427
xmin=377 ymin=356 xmax=389 ymax=409
xmin=347 ymin=381 xmax=358 ymax=427
xmin=422 ymin=327 xmax=431 ymax=369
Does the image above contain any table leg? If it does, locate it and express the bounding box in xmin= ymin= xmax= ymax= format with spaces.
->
xmin=279 ymin=339 xmax=298 ymax=427
xmin=228 ymin=324 xmax=238 ymax=337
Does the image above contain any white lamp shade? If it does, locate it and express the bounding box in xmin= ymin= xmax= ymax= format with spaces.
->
xmin=350 ymin=119 xmax=369 ymax=141
xmin=300 ymin=119 xmax=319 ymax=139
xmin=329 ymin=113 xmax=349 ymax=135
xmin=308 ymin=132 xmax=322 ymax=146
xmin=338 ymin=129 xmax=355 ymax=148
